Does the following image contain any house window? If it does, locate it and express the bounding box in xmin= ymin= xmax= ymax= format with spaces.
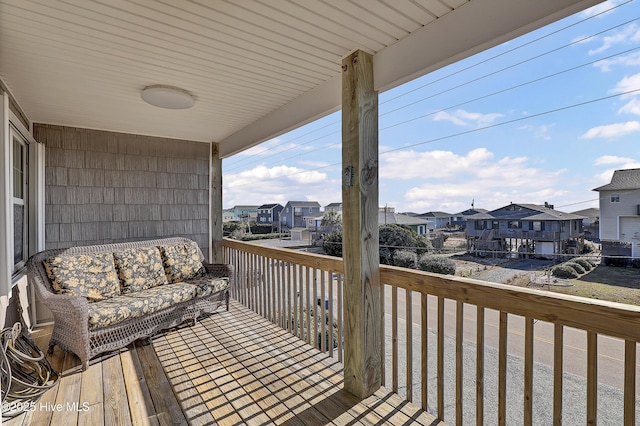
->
xmin=11 ymin=129 xmax=28 ymax=272
xmin=475 ymin=220 xmax=485 ymax=230
xmin=611 ymin=193 xmax=620 ymax=203
xmin=531 ymin=221 xmax=543 ymax=231
xmin=508 ymin=221 xmax=521 ymax=229
xmin=492 ymin=221 xmax=499 ymax=229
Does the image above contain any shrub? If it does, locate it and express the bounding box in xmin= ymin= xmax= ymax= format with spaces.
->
xmin=631 ymin=258 xmax=640 ymax=269
xmin=572 ymin=258 xmax=592 ymax=271
xmin=393 ymin=250 xmax=418 ymax=269
xmin=417 ymin=254 xmax=456 ymax=275
xmin=323 ymin=229 xmax=343 ymax=257
xmin=552 ymin=265 xmax=578 ymax=279
xmin=565 ymin=262 xmax=586 ymax=275
xmin=379 ymin=224 xmax=433 ymax=265
xmin=582 ymin=241 xmax=597 ymax=254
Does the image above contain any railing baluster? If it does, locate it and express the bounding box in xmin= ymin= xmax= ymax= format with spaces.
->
xmin=271 ymin=257 xmax=276 ymax=323
xmin=337 ymin=273 xmax=343 ymax=363
xmin=329 ymin=270 xmax=334 ymax=358
xmin=477 ymin=306 xmax=485 ymax=426
xmin=305 ymin=266 xmax=311 ymax=345
xmin=392 ymin=285 xmax=398 ymax=394
xmin=286 ymin=262 xmax=292 ymax=333
xmin=380 ymin=282 xmax=385 ymax=386
xmin=406 ymin=289 xmax=413 ymax=402
xmin=499 ymin=311 xmax=507 ymax=426
xmin=524 ymin=317 xmax=534 ymax=426
xmin=456 ymin=300 xmax=463 ymax=425
xmin=587 ymin=331 xmax=597 ymax=425
xmin=262 ymin=255 xmax=267 ymax=318
xmin=313 ymin=268 xmax=318 ymax=349
xmin=421 ymin=293 xmax=427 ymax=412
xmin=553 ymin=323 xmax=563 ymax=426
xmin=321 ymin=270 xmax=327 ymax=353
xmin=298 ymin=264 xmax=303 ymax=339
xmin=624 ymin=340 xmax=636 ymax=426
xmin=437 ymin=296 xmax=444 ymax=421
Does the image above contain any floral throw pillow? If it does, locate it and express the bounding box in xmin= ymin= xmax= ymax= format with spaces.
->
xmin=113 ymin=247 xmax=168 ymax=294
xmin=158 ymin=242 xmax=206 ymax=283
xmin=44 ymin=253 xmax=120 ymax=302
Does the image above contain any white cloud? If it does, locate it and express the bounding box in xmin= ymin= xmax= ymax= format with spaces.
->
xmin=581 ymin=0 xmax=626 ymax=18
xmin=595 ymin=155 xmax=637 ymax=165
xmin=517 ymin=124 xmax=553 ymax=140
xmin=588 ymin=23 xmax=640 ymax=55
xmin=433 ymin=109 xmax=503 ymax=127
xmin=233 ymin=137 xmax=301 ymax=157
xmin=380 ymin=148 xmax=494 ymax=179
xmin=594 ymin=52 xmax=640 ymax=72
xmin=580 ymin=121 xmax=640 ymax=139
xmin=610 ymin=73 xmax=640 ymax=98
xmin=618 ymin=98 xmax=640 ymax=115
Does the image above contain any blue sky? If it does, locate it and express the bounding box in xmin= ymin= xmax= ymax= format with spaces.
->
xmin=223 ymin=0 xmax=640 ymax=214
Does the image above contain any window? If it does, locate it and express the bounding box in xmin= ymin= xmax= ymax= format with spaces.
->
xmin=11 ymin=129 xmax=28 ymax=272
xmin=492 ymin=221 xmax=499 ymax=229
xmin=531 ymin=221 xmax=543 ymax=231
xmin=611 ymin=193 xmax=620 ymax=203
xmin=508 ymin=221 xmax=521 ymax=229
xmin=475 ymin=220 xmax=485 ymax=230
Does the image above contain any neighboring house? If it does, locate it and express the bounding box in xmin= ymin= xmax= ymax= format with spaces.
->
xmin=280 ymin=201 xmax=321 ymax=228
xmin=417 ymin=211 xmax=451 ymax=230
xmin=465 ymin=203 xmax=585 ymax=258
xmin=571 ymin=207 xmax=599 ymax=242
xmin=304 ymin=213 xmax=325 ymax=229
xmin=222 ymin=209 xmax=235 ymax=222
xmin=232 ymin=205 xmax=259 ymax=222
xmin=324 ymin=202 xmax=342 ymax=214
xmin=593 ymin=169 xmax=640 ymax=260
xmin=256 ymin=203 xmax=283 ymax=225
xmin=378 ymin=211 xmax=429 ymax=235
xmin=450 ymin=208 xmax=488 ymax=230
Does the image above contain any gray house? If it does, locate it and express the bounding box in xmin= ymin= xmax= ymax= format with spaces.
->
xmin=450 ymin=208 xmax=488 ymax=230
xmin=418 ymin=211 xmax=451 ymax=230
xmin=256 ymin=203 xmax=284 ymax=225
xmin=280 ymin=201 xmax=321 ymax=229
xmin=465 ymin=203 xmax=585 ymax=258
xmin=593 ymin=169 xmax=640 ymax=261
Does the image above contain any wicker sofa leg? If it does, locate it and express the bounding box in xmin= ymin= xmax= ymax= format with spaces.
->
xmin=47 ymin=342 xmax=55 ymax=355
xmin=225 ymin=291 xmax=230 ymax=311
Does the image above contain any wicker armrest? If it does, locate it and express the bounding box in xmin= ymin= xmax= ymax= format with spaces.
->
xmin=202 ymin=263 xmax=232 ymax=278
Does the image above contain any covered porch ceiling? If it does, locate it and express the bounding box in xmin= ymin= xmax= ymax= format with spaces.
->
xmin=0 ymin=0 xmax=602 ymax=158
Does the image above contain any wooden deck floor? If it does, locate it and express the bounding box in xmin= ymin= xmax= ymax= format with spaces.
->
xmin=5 ymin=301 xmax=441 ymax=425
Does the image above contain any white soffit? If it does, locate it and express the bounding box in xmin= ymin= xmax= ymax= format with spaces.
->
xmin=219 ymin=0 xmax=602 ymax=157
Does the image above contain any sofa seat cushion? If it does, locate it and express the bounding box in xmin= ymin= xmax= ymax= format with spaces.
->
xmin=87 ymin=283 xmax=197 ymax=330
xmin=114 ymin=247 xmax=168 ymax=293
xmin=158 ymin=242 xmax=206 ymax=283
xmin=44 ymin=253 xmax=120 ymax=302
xmin=184 ymin=276 xmax=230 ymax=297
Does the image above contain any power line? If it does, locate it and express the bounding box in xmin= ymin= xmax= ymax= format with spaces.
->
xmin=226 ymin=88 xmax=640 ymax=189
xmin=224 ymin=1 xmax=633 ymax=171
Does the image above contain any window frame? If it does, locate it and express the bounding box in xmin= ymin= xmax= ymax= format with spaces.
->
xmin=10 ymin=124 xmax=28 ymax=274
xmin=611 ymin=193 xmax=620 ymax=203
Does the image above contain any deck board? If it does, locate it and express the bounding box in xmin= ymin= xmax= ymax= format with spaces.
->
xmin=4 ymin=301 xmax=442 ymax=425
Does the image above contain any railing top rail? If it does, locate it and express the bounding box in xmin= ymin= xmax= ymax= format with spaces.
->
xmin=224 ymin=239 xmax=640 ymax=341
xmin=223 ymin=238 xmax=344 ymax=273
xmin=380 ymin=265 xmax=640 ymax=341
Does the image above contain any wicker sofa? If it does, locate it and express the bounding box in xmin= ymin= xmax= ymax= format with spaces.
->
xmin=27 ymin=237 xmax=232 ymax=370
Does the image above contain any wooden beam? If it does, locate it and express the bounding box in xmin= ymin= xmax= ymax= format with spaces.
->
xmin=341 ymin=50 xmax=381 ymax=399
xmin=210 ymin=142 xmax=223 ymax=263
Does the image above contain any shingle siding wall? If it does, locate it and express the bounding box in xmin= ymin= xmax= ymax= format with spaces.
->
xmin=35 ymin=124 xmax=210 ymax=254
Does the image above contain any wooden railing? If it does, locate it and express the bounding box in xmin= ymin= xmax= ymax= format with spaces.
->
xmin=223 ymin=239 xmax=640 ymax=425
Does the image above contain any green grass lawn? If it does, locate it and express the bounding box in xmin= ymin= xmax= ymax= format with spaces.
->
xmin=550 ymin=265 xmax=640 ymax=306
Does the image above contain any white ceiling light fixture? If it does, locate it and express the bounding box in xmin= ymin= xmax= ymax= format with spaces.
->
xmin=141 ymin=85 xmax=195 ymax=109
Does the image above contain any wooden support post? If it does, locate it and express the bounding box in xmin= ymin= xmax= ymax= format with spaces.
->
xmin=210 ymin=142 xmax=224 ymax=263
xmin=341 ymin=50 xmax=381 ymax=399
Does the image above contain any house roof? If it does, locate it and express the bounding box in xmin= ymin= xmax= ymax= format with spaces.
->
xmin=420 ymin=211 xmax=451 ymax=218
xmin=593 ymin=169 xmax=640 ymax=191
xmin=233 ymin=205 xmax=259 ymax=210
xmin=0 ymin=0 xmax=599 ymax=158
xmin=257 ymin=203 xmax=282 ymax=210
xmin=285 ymin=201 xmax=321 ymax=208
xmin=454 ymin=208 xmax=488 ymax=216
xmin=571 ymin=207 xmax=599 ymax=218
xmin=467 ymin=203 xmax=584 ymax=221
xmin=325 ymin=202 xmax=342 ymax=208
xmin=379 ymin=212 xmax=429 ymax=226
